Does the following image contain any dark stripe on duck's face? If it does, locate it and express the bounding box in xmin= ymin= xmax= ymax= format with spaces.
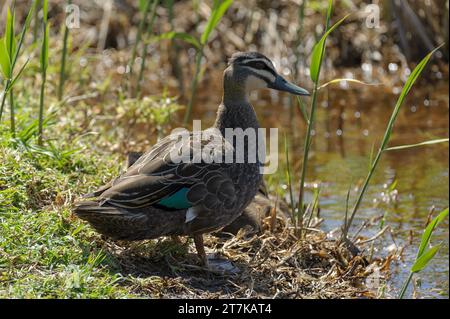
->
xmin=240 ymin=59 xmax=277 ymax=78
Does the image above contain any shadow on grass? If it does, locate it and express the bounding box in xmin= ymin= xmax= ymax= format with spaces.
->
xmin=99 ymin=236 xmax=266 ymax=297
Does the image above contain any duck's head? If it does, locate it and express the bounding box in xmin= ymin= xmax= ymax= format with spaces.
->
xmin=224 ymin=52 xmax=310 ymax=98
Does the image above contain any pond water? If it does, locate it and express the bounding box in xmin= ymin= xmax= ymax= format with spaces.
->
xmin=184 ymin=68 xmax=449 ymax=298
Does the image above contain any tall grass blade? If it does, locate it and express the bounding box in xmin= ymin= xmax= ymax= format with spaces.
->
xmin=9 ymin=89 xmax=15 ymax=136
xmin=8 ymin=59 xmax=30 ymax=91
xmin=318 ymin=78 xmax=379 ymax=90
xmin=343 ymin=46 xmax=443 ymax=240
xmin=136 ymin=0 xmax=158 ymax=98
xmin=200 ymin=0 xmax=233 ymax=45
xmin=183 ymin=0 xmax=233 ymax=124
xmin=40 ymin=24 xmax=49 ymax=71
xmin=305 ymin=186 xmax=320 ymax=231
xmin=310 ymin=13 xmax=350 ymax=83
xmin=58 ymin=0 xmax=72 ymax=101
xmin=343 ymin=183 xmax=352 ymax=231
xmin=399 ymin=208 xmax=448 ymax=298
xmin=183 ymin=51 xmax=202 ymax=124
xmin=6 ymin=9 xmax=17 ymax=62
xmin=417 ymin=208 xmax=448 ymax=257
xmin=0 ymin=39 xmax=11 ymax=78
xmin=1 ymin=0 xmax=37 ymax=123
xmin=411 ymin=244 xmax=442 ymax=272
xmin=297 ymin=1 xmax=341 ymax=228
xmin=38 ymin=19 xmax=49 ymax=145
xmin=128 ymin=0 xmax=152 ymax=76
xmin=11 ymin=0 xmax=38 ymax=72
xmin=156 ymin=32 xmax=201 ymax=50
xmin=284 ymin=134 xmax=296 ymax=227
xmin=296 ymin=96 xmax=309 ymax=124
xmin=42 ymin=0 xmax=49 ymax=23
xmin=385 ymin=138 xmax=449 ymax=151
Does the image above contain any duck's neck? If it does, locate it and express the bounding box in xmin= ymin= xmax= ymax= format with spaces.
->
xmin=213 ymin=73 xmax=259 ymax=135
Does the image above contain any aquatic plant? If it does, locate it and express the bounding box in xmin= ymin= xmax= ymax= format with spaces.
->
xmin=58 ymin=0 xmax=72 ymax=101
xmin=135 ymin=0 xmax=158 ymax=98
xmin=184 ymin=0 xmax=233 ymax=124
xmin=341 ymin=45 xmax=445 ymax=241
xmin=0 ymin=2 xmax=37 ymax=131
xmin=38 ymin=0 xmax=50 ymax=145
xmin=128 ymin=0 xmax=153 ymax=78
xmin=399 ymin=208 xmax=449 ymax=298
xmin=296 ymin=0 xmax=349 ymax=237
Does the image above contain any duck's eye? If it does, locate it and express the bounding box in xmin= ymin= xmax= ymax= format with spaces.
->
xmin=254 ymin=62 xmax=266 ymax=69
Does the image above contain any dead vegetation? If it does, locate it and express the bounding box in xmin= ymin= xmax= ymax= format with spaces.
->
xmin=99 ymin=207 xmax=386 ymax=299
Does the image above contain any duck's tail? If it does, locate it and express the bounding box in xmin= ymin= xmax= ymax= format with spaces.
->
xmin=73 ymin=200 xmax=151 ymax=240
xmin=73 ymin=200 xmax=186 ymax=240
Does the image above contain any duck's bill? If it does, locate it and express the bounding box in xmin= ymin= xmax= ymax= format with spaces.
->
xmin=270 ymin=75 xmax=310 ymax=96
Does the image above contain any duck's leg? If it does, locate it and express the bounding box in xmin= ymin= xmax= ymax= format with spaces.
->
xmin=193 ymin=234 xmax=209 ymax=267
xmin=171 ymin=235 xmax=182 ymax=244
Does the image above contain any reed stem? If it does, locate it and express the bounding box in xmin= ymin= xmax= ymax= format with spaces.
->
xmin=183 ymin=48 xmax=203 ymax=125
xmin=33 ymin=0 xmax=42 ymax=43
xmin=284 ymin=136 xmax=296 ymax=227
xmin=135 ymin=0 xmax=158 ymax=98
xmin=58 ymin=0 xmax=71 ymax=101
xmin=0 ymin=81 xmax=10 ymax=122
xmin=341 ymin=46 xmax=441 ymax=241
xmin=297 ymin=83 xmax=319 ymax=237
xmin=38 ymin=72 xmax=46 ymax=145
xmin=9 ymin=89 xmax=15 ymax=136
xmin=129 ymin=0 xmax=152 ymax=76
xmin=296 ymin=1 xmax=332 ymax=237
xmin=398 ymin=272 xmax=413 ymax=299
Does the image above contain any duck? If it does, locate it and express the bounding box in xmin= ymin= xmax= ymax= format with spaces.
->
xmin=74 ymin=52 xmax=309 ymax=267
xmin=124 ymin=151 xmax=291 ymax=236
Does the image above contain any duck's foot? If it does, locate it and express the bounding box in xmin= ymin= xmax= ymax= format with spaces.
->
xmin=206 ymin=256 xmax=240 ymax=274
xmin=193 ymin=234 xmax=240 ymax=274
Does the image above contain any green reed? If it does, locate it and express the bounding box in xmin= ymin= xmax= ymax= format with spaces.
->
xmin=58 ymin=0 xmax=72 ymax=101
xmin=341 ymin=45 xmax=444 ymax=241
xmin=32 ymin=0 xmax=42 ymax=43
xmin=128 ymin=0 xmax=153 ymax=78
xmin=182 ymin=0 xmax=233 ymax=125
xmin=135 ymin=0 xmax=158 ymax=98
xmin=38 ymin=0 xmax=49 ymax=145
xmin=296 ymin=0 xmax=348 ymax=237
xmin=399 ymin=208 xmax=448 ymax=298
xmin=284 ymin=135 xmax=297 ymax=227
xmin=165 ymin=0 xmax=185 ymax=97
xmin=0 ymin=2 xmax=37 ymax=130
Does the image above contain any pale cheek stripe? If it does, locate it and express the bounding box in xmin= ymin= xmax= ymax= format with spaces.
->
xmin=242 ymin=66 xmax=276 ymax=83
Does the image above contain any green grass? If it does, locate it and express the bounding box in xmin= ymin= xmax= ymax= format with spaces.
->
xmin=0 ymin=109 xmax=191 ymax=298
xmin=0 ymin=50 xmax=183 ymax=297
xmin=0 ymin=112 xmax=141 ymax=297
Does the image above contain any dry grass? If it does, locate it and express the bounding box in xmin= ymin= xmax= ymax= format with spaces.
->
xmin=100 ymin=211 xmax=380 ymax=299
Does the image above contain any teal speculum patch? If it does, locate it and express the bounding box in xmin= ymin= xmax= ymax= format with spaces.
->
xmin=157 ymin=187 xmax=192 ymax=209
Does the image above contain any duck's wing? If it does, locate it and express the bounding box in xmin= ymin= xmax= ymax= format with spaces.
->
xmin=93 ymin=129 xmax=237 ymax=211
